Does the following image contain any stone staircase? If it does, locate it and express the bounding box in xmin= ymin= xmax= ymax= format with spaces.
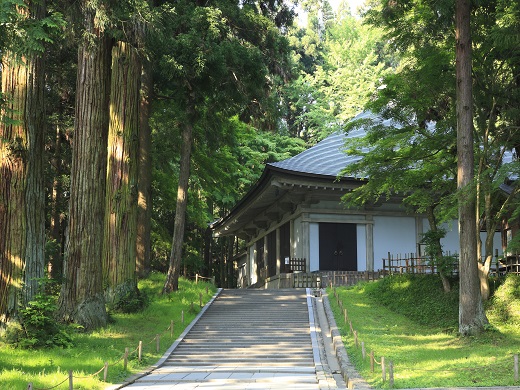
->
xmin=126 ymin=289 xmax=321 ymax=389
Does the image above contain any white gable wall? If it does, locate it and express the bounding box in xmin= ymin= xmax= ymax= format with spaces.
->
xmin=310 ymin=223 xmax=319 ymax=272
xmin=422 ymin=219 xmax=503 ymax=258
xmin=357 ymin=224 xmax=367 ymax=270
xmin=373 ymin=216 xmax=418 ymax=271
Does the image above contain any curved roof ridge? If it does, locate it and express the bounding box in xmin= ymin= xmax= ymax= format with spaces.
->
xmin=268 ymin=112 xmax=374 ymax=177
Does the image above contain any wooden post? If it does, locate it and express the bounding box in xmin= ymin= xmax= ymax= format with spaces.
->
xmin=370 ymin=350 xmax=374 ymax=372
xmin=138 ymin=341 xmax=143 ymax=362
xmin=344 ymin=308 xmax=347 ymax=324
xmin=361 ymin=341 xmax=366 ymax=359
xmin=103 ymin=362 xmax=108 ymax=382
xmin=389 ymin=361 xmax=394 ymax=388
xmin=124 ymin=347 xmax=129 ymax=370
xmin=200 ymin=292 xmax=203 ymax=307
xmin=354 ymin=330 xmax=358 ymax=348
xmin=381 ymin=356 xmax=386 ymax=382
xmin=195 ymin=273 xmax=199 ymax=284
xmin=27 ymin=384 xmax=33 ymax=390
xmin=156 ymin=334 xmax=160 ymax=352
xmin=515 ymin=354 xmax=519 ymax=382
xmin=69 ymin=370 xmax=73 ymax=390
xmin=206 ymin=286 xmax=209 ymax=295
xmin=170 ymin=320 xmax=174 ymax=338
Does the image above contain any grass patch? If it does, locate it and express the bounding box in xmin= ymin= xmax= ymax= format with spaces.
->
xmin=0 ymin=273 xmax=217 ymax=390
xmin=329 ymin=274 xmax=520 ymax=388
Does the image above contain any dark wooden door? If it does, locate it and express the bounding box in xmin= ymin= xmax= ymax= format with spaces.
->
xmin=319 ymin=223 xmax=357 ymax=271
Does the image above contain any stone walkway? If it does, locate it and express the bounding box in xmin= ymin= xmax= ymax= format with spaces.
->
xmin=109 ymin=289 xmax=349 ymax=390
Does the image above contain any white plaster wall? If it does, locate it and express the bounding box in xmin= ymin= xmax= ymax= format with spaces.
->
xmin=309 ymin=223 xmax=320 ymax=272
xmin=249 ymin=245 xmax=257 ymax=285
xmin=357 ymin=224 xmax=367 ymax=271
xmin=422 ymin=219 xmax=503 ymax=258
xmin=373 ymin=216 xmax=417 ymax=271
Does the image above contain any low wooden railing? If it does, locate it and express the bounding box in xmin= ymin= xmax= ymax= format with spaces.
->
xmin=382 ymin=252 xmax=459 ymax=275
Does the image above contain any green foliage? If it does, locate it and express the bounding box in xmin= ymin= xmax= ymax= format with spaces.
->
xmin=4 ymin=280 xmax=74 ymax=349
xmin=0 ymin=275 xmax=217 ymax=389
xmin=420 ymin=228 xmax=457 ymax=275
xmin=110 ymin=289 xmax=150 ymax=314
xmin=363 ymin=274 xmax=459 ymax=330
xmin=283 ymin=8 xmax=391 ymax=141
xmin=329 ymin=280 xmax=520 ymax=388
xmin=487 ymin=274 xmax=520 ymax=325
xmin=0 ymin=0 xmax=65 ymax=56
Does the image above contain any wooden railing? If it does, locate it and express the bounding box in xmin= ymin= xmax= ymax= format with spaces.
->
xmin=382 ymin=252 xmax=459 ymax=275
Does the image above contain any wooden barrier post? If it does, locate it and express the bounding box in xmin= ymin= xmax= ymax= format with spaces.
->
xmin=206 ymin=286 xmax=209 ymax=295
xmin=124 ymin=348 xmax=129 ymax=370
xmin=103 ymin=362 xmax=108 ymax=382
xmin=389 ymin=361 xmax=394 ymax=388
xmin=138 ymin=341 xmax=143 ymax=362
xmin=361 ymin=341 xmax=366 ymax=359
xmin=515 ymin=354 xmax=519 ymax=381
xmin=381 ymin=356 xmax=386 ymax=382
xmin=195 ymin=274 xmax=199 ymax=284
xmin=344 ymin=308 xmax=347 ymax=324
xmin=370 ymin=351 xmax=374 ymax=372
xmin=69 ymin=370 xmax=73 ymax=390
xmin=354 ymin=330 xmax=358 ymax=348
xmin=156 ymin=334 xmax=160 ymax=352
xmin=27 ymin=383 xmax=33 ymax=389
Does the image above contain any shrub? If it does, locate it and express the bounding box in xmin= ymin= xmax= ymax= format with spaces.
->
xmin=488 ymin=274 xmax=520 ymax=325
xmin=111 ymin=288 xmax=150 ymax=314
xmin=3 ymin=280 xmax=75 ymax=349
xmin=364 ymin=274 xmax=459 ymax=330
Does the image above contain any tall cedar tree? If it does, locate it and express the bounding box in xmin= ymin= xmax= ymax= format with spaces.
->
xmin=103 ymin=41 xmax=141 ymax=306
xmin=0 ymin=1 xmax=46 ymax=323
xmin=455 ymin=0 xmax=488 ymax=335
xmin=57 ymin=0 xmax=112 ymax=330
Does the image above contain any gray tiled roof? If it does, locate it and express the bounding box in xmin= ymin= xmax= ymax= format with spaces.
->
xmin=268 ymin=112 xmax=375 ymax=177
xmin=268 ymin=131 xmax=360 ymax=177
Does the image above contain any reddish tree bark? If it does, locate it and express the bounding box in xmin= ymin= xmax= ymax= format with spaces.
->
xmin=455 ymin=0 xmax=488 ymax=336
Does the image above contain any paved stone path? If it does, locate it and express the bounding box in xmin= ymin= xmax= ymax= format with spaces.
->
xmin=114 ymin=289 xmax=347 ymax=389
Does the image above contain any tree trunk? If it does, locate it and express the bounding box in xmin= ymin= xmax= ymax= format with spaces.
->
xmin=1 ymin=55 xmax=28 ymax=324
xmin=136 ymin=56 xmax=153 ymax=279
xmin=425 ymin=206 xmax=451 ymax=292
xmin=24 ymin=1 xmax=46 ymax=304
xmin=0 ymin=2 xmax=46 ymax=323
xmin=57 ymin=2 xmax=112 ymax=329
xmin=103 ymin=41 xmax=141 ymax=306
xmin=456 ymin=0 xmax=488 ymax=336
xmin=163 ymin=113 xmax=194 ymax=293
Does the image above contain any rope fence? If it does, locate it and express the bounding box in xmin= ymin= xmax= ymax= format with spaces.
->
xmin=331 ymin=287 xmax=520 ymax=388
xmin=26 ymin=292 xmax=209 ymax=390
